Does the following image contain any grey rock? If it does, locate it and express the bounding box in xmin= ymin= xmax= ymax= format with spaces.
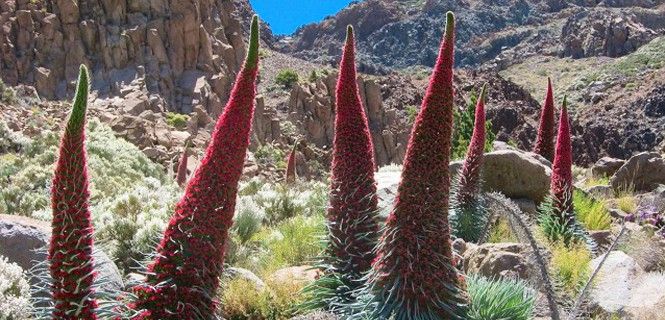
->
xmin=610 ymin=152 xmax=665 ymax=192
xmin=222 ymin=267 xmax=266 ymax=291
xmin=592 ymin=157 xmax=626 ymax=178
xmin=463 ymin=243 xmax=534 ymax=281
xmin=585 ymin=184 xmax=614 ymax=199
xmin=589 ymin=251 xmax=665 ymax=319
xmin=0 ymin=214 xmax=123 ymax=292
xmin=452 ymin=150 xmax=552 ymax=203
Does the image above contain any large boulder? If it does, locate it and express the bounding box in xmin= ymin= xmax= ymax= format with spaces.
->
xmin=452 ymin=150 xmax=552 ymax=203
xmin=376 ymin=150 xmax=551 ymax=217
xmin=0 ymin=214 xmax=123 ymax=291
xmin=610 ymin=152 xmax=665 ymax=192
xmin=589 ymin=251 xmax=665 ymax=319
xmin=592 ymin=157 xmax=626 ymax=178
xmin=463 ymin=243 xmax=534 ymax=280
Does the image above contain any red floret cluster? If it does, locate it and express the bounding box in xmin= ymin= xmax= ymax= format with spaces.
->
xmin=326 ymin=25 xmax=380 ymax=276
xmin=285 ymin=143 xmax=297 ymax=183
xmin=128 ymin=17 xmax=260 ymax=320
xmin=533 ymin=78 xmax=556 ymax=162
xmin=48 ymin=65 xmax=98 ymax=320
xmin=455 ymin=85 xmax=487 ymax=206
xmin=176 ymin=143 xmax=189 ymax=187
xmin=551 ymin=98 xmax=574 ymax=216
xmin=365 ymin=12 xmax=468 ymax=319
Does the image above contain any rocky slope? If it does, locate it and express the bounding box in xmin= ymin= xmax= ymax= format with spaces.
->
xmin=0 ymin=0 xmax=258 ymax=115
xmin=2 ymin=0 xmax=665 ymax=174
xmin=277 ymin=0 xmax=665 ymax=71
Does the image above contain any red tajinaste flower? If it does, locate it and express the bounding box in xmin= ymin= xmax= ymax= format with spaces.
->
xmin=455 ymin=84 xmax=488 ymax=206
xmin=533 ymin=78 xmax=556 ymax=162
xmin=285 ymin=142 xmax=297 ymax=183
xmin=176 ymin=142 xmax=189 ymax=187
xmin=326 ymin=25 xmax=380 ymax=277
xmin=48 ymin=65 xmax=98 ymax=320
xmin=129 ymin=16 xmax=260 ymax=319
xmin=551 ymin=97 xmax=573 ymax=216
xmin=364 ymin=12 xmax=468 ymax=319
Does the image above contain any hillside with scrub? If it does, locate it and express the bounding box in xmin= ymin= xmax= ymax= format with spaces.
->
xmin=1 ymin=1 xmax=665 ymax=320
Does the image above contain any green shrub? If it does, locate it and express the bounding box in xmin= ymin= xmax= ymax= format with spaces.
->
xmin=487 ymin=218 xmax=518 ymax=243
xmin=0 ymin=120 xmax=176 ymax=274
xmin=452 ymin=89 xmax=495 ymax=160
xmin=405 ymin=105 xmax=418 ymax=123
xmin=166 ymin=112 xmax=189 ymax=129
xmin=550 ymin=241 xmax=591 ymax=295
xmin=0 ymin=256 xmax=31 ymax=319
xmin=219 ymin=276 xmax=306 ymax=320
xmin=573 ymin=190 xmax=611 ymax=231
xmin=466 ymin=275 xmax=536 ymax=320
xmin=275 ymin=69 xmax=299 ymax=88
xmin=255 ymin=143 xmax=286 ymax=168
xmin=233 ymin=197 xmax=265 ymax=244
xmin=254 ymin=215 xmax=326 ymax=273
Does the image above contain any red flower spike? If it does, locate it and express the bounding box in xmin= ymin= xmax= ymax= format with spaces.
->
xmin=129 ymin=16 xmax=261 ymax=319
xmin=176 ymin=142 xmax=189 ymax=187
xmin=456 ymin=84 xmax=488 ymax=205
xmin=533 ymin=77 xmax=556 ymax=162
xmin=285 ymin=142 xmax=297 ymax=184
xmin=48 ymin=65 xmax=98 ymax=320
xmin=366 ymin=12 xmax=468 ymax=319
xmin=326 ymin=25 xmax=380 ymax=276
xmin=551 ymin=97 xmax=574 ymax=216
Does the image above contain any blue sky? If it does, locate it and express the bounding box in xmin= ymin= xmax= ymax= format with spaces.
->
xmin=249 ymin=0 xmax=359 ymax=35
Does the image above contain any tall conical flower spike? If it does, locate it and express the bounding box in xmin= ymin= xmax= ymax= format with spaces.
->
xmin=533 ymin=78 xmax=556 ymax=162
xmin=450 ymin=84 xmax=490 ymax=243
xmin=306 ymin=25 xmax=380 ymax=312
xmin=176 ymin=142 xmax=189 ymax=187
xmin=285 ymin=142 xmax=298 ymax=184
xmin=551 ymin=97 xmax=573 ymax=216
xmin=364 ymin=12 xmax=468 ymax=319
xmin=456 ymin=84 xmax=488 ymax=205
xmin=129 ymin=16 xmax=261 ymax=320
xmin=48 ymin=65 xmax=98 ymax=320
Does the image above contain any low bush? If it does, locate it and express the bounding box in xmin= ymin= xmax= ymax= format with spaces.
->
xmin=466 ymin=275 xmax=536 ymax=320
xmin=574 ymin=190 xmax=611 ymax=231
xmin=550 ymin=241 xmax=591 ymax=296
xmin=275 ymin=69 xmax=299 ymax=88
xmin=0 ymin=256 xmax=31 ymax=320
xmin=165 ymin=112 xmax=189 ymax=129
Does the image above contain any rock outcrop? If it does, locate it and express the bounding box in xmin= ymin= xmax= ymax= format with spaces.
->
xmin=0 ymin=0 xmax=257 ymax=115
xmin=589 ymin=251 xmax=665 ymax=319
xmin=0 ymin=214 xmax=123 ymax=291
xmin=610 ymin=152 xmax=665 ymax=192
xmin=277 ymin=0 xmax=665 ymax=71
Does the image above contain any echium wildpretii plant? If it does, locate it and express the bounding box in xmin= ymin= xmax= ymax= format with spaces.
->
xmin=176 ymin=141 xmax=189 ymax=187
xmin=450 ymin=84 xmax=491 ymax=243
xmin=47 ymin=65 xmax=98 ymax=320
xmin=538 ymin=98 xmax=594 ymax=248
xmin=356 ymin=12 xmax=468 ymax=319
xmin=285 ymin=142 xmax=297 ymax=184
xmin=300 ymin=26 xmax=381 ymax=314
xmin=126 ymin=16 xmax=261 ymax=319
xmin=533 ymin=78 xmax=556 ymax=162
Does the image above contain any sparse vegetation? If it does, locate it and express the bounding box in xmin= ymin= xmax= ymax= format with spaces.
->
xmin=550 ymin=241 xmax=591 ymax=296
xmin=0 ymin=256 xmax=31 ymax=320
xmin=466 ymin=275 xmax=536 ymax=320
xmin=574 ymin=190 xmax=612 ymax=231
xmin=166 ymin=112 xmax=189 ymax=129
xmin=275 ymin=69 xmax=300 ymax=88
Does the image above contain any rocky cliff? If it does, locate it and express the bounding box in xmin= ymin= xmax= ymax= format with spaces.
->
xmin=0 ymin=0 xmax=260 ymax=115
xmin=277 ymin=0 xmax=665 ymax=71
